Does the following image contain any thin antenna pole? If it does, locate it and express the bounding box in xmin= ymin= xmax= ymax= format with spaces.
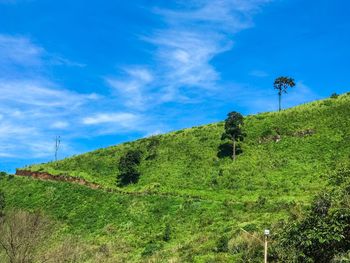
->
xmin=55 ymin=136 xmax=61 ymax=162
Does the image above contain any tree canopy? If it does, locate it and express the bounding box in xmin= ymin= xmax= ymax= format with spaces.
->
xmin=221 ymin=111 xmax=245 ymax=160
xmin=117 ymin=149 xmax=143 ymax=186
xmin=273 ymin=76 xmax=296 ymax=111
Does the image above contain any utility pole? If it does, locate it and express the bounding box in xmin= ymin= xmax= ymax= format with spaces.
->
xmin=264 ymin=229 xmax=270 ymax=263
xmin=54 ymin=136 xmax=61 ymax=162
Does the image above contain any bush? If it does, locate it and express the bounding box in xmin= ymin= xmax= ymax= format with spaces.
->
xmin=331 ymin=93 xmax=339 ymax=99
xmin=141 ymin=241 xmax=163 ymax=257
xmin=117 ymin=150 xmax=142 ymax=187
xmin=216 ymin=235 xmax=229 ymax=252
xmin=255 ymin=196 xmax=267 ymax=208
xmin=0 ymin=171 xmax=6 ymax=180
xmin=274 ymin=188 xmax=350 ymax=262
xmin=163 ymin=223 xmax=171 ymax=242
xmin=145 ymin=136 xmax=160 ymax=160
xmin=228 ymin=232 xmax=262 ymax=261
xmin=0 ymin=191 xmax=5 ymax=217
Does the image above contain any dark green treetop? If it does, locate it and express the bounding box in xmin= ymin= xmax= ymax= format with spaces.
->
xmin=221 ymin=111 xmax=245 ymax=160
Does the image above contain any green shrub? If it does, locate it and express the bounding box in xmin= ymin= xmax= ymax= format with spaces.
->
xmin=0 ymin=171 xmax=7 ymax=180
xmin=117 ymin=150 xmax=142 ymax=187
xmin=163 ymin=223 xmax=171 ymax=242
xmin=331 ymin=93 xmax=339 ymax=99
xmin=0 ymin=191 xmax=5 ymax=217
xmin=228 ymin=232 xmax=262 ymax=261
xmin=216 ymin=235 xmax=229 ymax=252
xmin=274 ymin=186 xmax=350 ymax=262
xmin=255 ymin=196 xmax=267 ymax=208
xmin=141 ymin=242 xmax=163 ymax=257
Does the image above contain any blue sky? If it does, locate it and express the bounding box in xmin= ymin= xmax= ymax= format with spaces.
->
xmin=1 ymin=0 xmax=349 ymax=172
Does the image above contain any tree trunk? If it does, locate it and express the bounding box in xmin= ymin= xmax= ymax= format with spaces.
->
xmin=278 ymin=92 xmax=282 ymax=112
xmin=232 ymin=137 xmax=236 ymax=161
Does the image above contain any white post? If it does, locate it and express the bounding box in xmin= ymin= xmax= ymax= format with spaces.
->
xmin=264 ymin=229 xmax=270 ymax=263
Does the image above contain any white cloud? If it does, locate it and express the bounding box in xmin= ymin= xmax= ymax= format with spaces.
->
xmin=0 ymin=25 xmax=140 ymax=163
xmin=0 ymin=35 xmax=101 ymax=160
xmin=106 ymin=67 xmax=154 ymax=108
xmin=0 ymin=79 xmax=94 ymax=108
xmin=51 ymin=121 xmax=69 ymax=129
xmin=0 ymin=34 xmax=44 ymax=67
xmin=107 ymin=0 xmax=272 ymax=107
xmin=80 ymin=112 xmax=158 ymax=136
xmin=0 ymin=33 xmax=85 ymax=77
xmin=82 ymin=113 xmax=139 ymax=126
xmin=0 ymin=1 xmax=275 ymax=163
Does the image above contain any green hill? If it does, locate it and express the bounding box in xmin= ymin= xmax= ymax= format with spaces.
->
xmin=1 ymin=93 xmax=350 ymax=262
xmin=24 ymin=93 xmax=350 ymax=202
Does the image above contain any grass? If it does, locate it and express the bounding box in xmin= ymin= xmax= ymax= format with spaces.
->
xmin=26 ymin=93 xmax=350 ymax=202
xmin=4 ymin=92 xmax=350 ymax=261
xmin=0 ymin=176 xmax=288 ymax=262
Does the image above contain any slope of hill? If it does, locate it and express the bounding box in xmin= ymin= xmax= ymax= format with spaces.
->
xmin=2 ymin=93 xmax=350 ymax=262
xmin=24 ymin=93 xmax=350 ymax=203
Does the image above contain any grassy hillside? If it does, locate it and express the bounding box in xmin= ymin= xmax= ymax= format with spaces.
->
xmin=0 ymin=176 xmax=284 ymax=262
xmin=26 ymin=93 xmax=350 ymax=203
xmin=3 ymin=92 xmax=350 ymax=262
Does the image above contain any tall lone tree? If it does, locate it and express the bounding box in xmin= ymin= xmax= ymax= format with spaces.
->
xmin=274 ymin=76 xmax=296 ymax=111
xmin=221 ymin=111 xmax=245 ymax=160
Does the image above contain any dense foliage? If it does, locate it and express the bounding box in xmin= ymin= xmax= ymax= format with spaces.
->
xmin=117 ymin=149 xmax=143 ymax=186
xmin=221 ymin=111 xmax=245 ymax=160
xmin=274 ymin=163 xmax=350 ymax=262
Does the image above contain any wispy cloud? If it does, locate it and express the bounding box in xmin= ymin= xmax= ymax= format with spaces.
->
xmin=106 ymin=67 xmax=154 ymax=109
xmin=83 ymin=112 xmax=139 ymax=126
xmin=0 ymin=79 xmax=98 ymax=158
xmin=0 ymin=33 xmax=164 ymax=161
xmin=51 ymin=121 xmax=69 ymax=129
xmin=0 ymin=79 xmax=95 ymax=108
xmin=0 ymin=34 xmax=85 ymax=79
xmin=106 ymin=0 xmax=271 ymax=107
xmin=0 ymin=35 xmax=44 ymax=70
xmin=1 ymin=1 xmax=276 ymax=165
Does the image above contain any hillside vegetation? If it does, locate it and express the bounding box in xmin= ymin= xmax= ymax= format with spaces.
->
xmin=1 ymin=93 xmax=349 ymax=262
xmin=26 ymin=93 xmax=350 ymax=202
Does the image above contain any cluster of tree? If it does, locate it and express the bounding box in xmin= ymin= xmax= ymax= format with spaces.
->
xmin=117 ymin=149 xmax=143 ymax=187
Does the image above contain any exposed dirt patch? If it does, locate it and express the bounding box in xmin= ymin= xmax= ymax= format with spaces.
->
xmin=15 ymin=170 xmax=101 ymax=189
